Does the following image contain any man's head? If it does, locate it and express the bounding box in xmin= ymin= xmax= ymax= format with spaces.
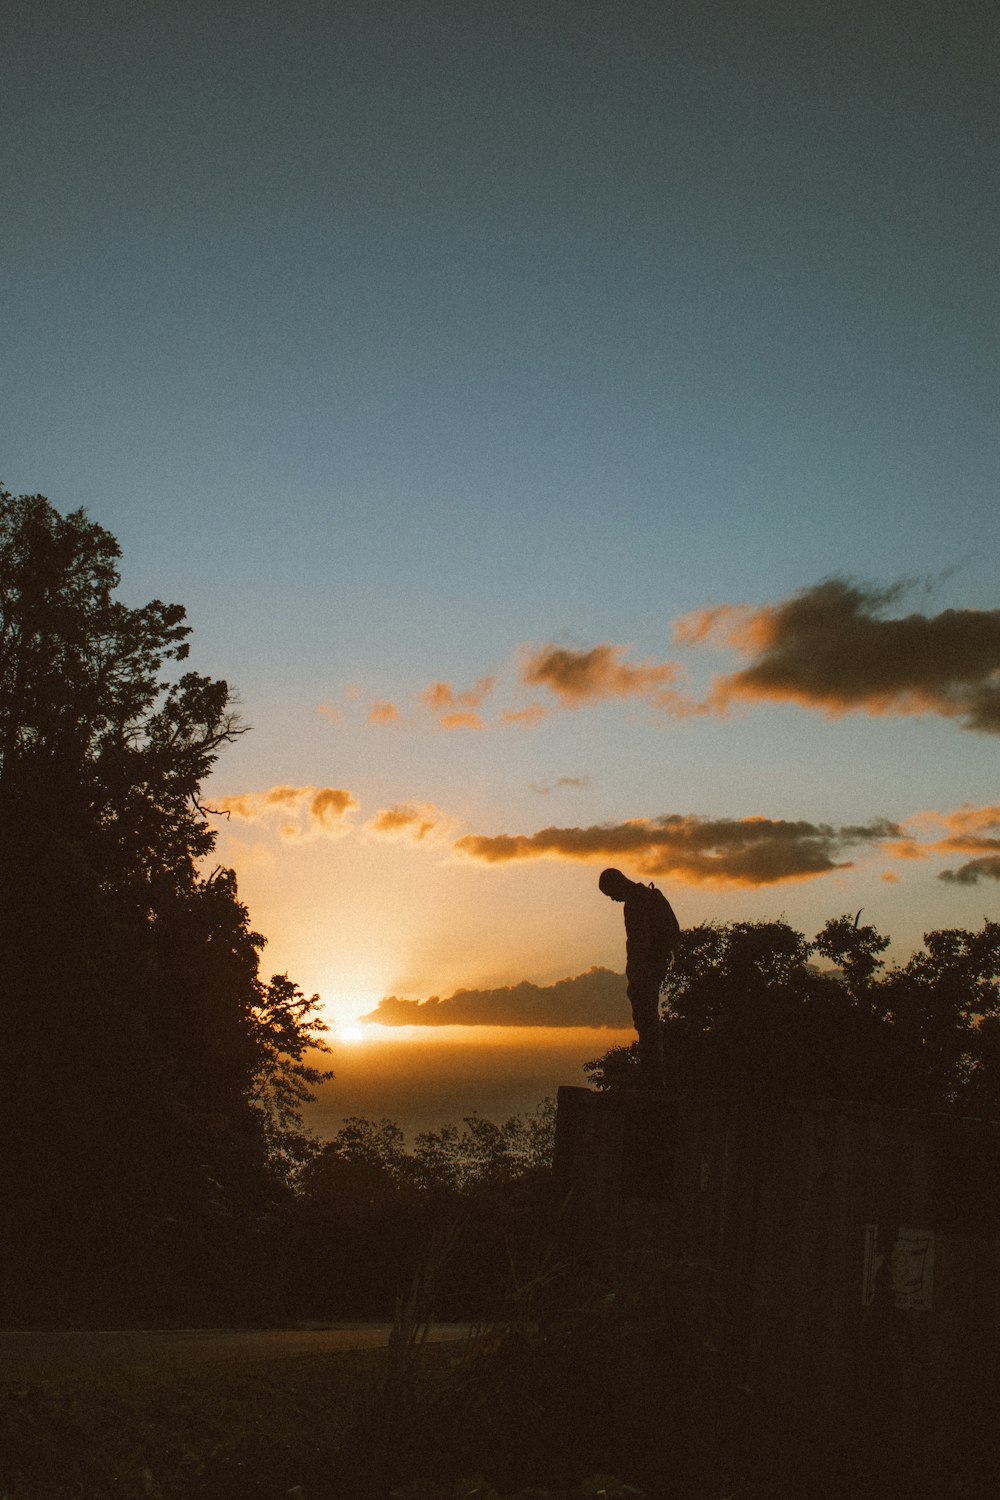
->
xmin=598 ymin=867 xmax=634 ymax=903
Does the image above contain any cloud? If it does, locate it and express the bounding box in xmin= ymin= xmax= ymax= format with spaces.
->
xmin=921 ymin=802 xmax=1000 ymax=838
xmin=878 ymin=803 xmax=1000 ymax=883
xmin=369 ymin=700 xmax=401 ymax=726
xmin=520 ymin=642 xmax=692 ymax=713
xmin=501 ymin=703 xmax=550 ymax=728
xmin=421 ymin=677 xmax=494 ymax=712
xmin=939 ymin=857 xmax=1000 ymax=886
xmin=364 ymin=802 xmax=454 ymax=844
xmin=361 ymin=966 xmax=630 ymax=1028
xmin=311 ymin=787 xmax=358 ymax=828
xmin=882 ymin=838 xmax=929 ymax=861
xmin=420 ymin=676 xmax=494 ymax=731
xmin=454 ymin=813 xmax=900 ymax=887
xmin=215 ymin=785 xmax=302 ymax=820
xmin=678 ymin=578 xmax=1000 ymax=733
xmin=858 ymin=801 xmax=1000 ymax=886
xmin=917 ymin=803 xmax=1000 ymax=884
xmin=530 ymin=775 xmax=592 ymax=795
xmin=440 ymin=711 xmax=484 ymax=731
xmin=214 ymin=784 xmax=358 ymax=838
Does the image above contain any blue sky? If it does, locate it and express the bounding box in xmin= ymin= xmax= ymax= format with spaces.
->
xmin=4 ymin=0 xmax=998 ymax=1129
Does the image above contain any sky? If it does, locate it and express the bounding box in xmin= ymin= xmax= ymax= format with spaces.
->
xmin=4 ymin=0 xmax=998 ymax=1137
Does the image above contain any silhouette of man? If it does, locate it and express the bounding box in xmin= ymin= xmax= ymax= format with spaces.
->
xmin=599 ymin=868 xmax=680 ymax=1088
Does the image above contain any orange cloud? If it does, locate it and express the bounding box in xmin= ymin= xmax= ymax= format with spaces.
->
xmin=420 ymin=676 xmax=494 ymax=730
xmin=896 ymin=803 xmax=1000 ymax=853
xmin=501 ymin=703 xmax=550 ymax=728
xmin=917 ymin=803 xmax=1000 ymax=884
xmin=439 ymin=711 xmax=484 ymax=731
xmin=882 ymin=839 xmax=927 ymax=861
xmin=680 ymin=578 xmax=1000 ymax=732
xmin=216 ymin=785 xmax=304 ymax=820
xmin=362 ymin=967 xmax=629 ymax=1028
xmin=672 ymin=603 xmax=757 ymax=651
xmin=454 ymin=814 xmax=900 ymax=887
xmin=923 ymin=802 xmax=1000 ymax=837
xmin=364 ymin=802 xmax=453 ymax=844
xmin=369 ymin=700 xmax=401 ymax=726
xmin=214 ymin=785 xmax=358 ymax=838
xmin=521 ymin=642 xmax=690 ymax=711
xmin=311 ymin=787 xmax=358 ymax=828
xmin=875 ymin=803 xmax=1000 ymax=885
xmin=422 ymin=683 xmax=449 ymax=712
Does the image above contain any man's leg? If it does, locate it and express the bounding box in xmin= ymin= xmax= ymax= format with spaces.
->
xmin=627 ymin=974 xmax=665 ymax=1088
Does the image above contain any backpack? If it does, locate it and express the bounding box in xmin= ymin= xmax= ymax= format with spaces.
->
xmin=642 ymin=883 xmax=681 ymax=963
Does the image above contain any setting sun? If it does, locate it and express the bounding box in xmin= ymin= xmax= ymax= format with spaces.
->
xmin=313 ymin=981 xmax=388 ymax=1036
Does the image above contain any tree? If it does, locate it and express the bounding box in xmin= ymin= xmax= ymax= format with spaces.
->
xmin=875 ymin=919 xmax=1000 ymax=1113
xmin=0 ymin=490 xmax=239 ymax=877
xmin=290 ymin=1101 xmax=558 ymax=1319
xmin=252 ymin=971 xmax=336 ymax=1171
xmin=413 ymin=1098 xmax=557 ymax=1194
xmin=0 ymin=489 xmax=331 ymax=1325
xmin=585 ymin=913 xmax=1000 ymax=1115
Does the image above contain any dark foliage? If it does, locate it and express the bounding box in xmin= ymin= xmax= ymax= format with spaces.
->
xmin=410 ymin=1275 xmax=697 ymax=1498
xmin=585 ymin=913 xmax=1000 ymax=1114
xmin=287 ymin=1101 xmax=558 ymax=1321
xmin=0 ymin=489 xmax=331 ymax=1327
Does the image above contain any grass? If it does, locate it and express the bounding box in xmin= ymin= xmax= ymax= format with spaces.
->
xmin=0 ymin=1237 xmax=793 ymax=1500
xmin=0 ymin=1336 xmax=674 ymax=1500
xmin=0 ymin=1345 xmax=389 ymax=1499
xmin=11 ymin=1277 xmax=980 ymax=1500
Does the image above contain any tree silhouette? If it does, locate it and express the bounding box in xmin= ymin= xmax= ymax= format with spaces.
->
xmin=290 ymin=1102 xmax=558 ymax=1319
xmin=0 ymin=488 xmax=331 ymax=1326
xmin=586 ymin=913 xmax=1000 ymax=1114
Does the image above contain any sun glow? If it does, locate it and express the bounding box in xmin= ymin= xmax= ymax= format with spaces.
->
xmin=313 ymin=978 xmax=388 ymax=1034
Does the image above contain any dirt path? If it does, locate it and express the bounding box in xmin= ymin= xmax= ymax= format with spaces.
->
xmin=0 ymin=1322 xmax=472 ymax=1377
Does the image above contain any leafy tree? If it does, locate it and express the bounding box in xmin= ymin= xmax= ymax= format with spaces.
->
xmin=0 ymin=489 xmax=237 ymax=879
xmin=813 ymin=911 xmax=890 ymax=999
xmin=585 ymin=913 xmax=1000 ymax=1114
xmin=290 ymin=1102 xmax=557 ymax=1319
xmin=0 ymin=489 xmax=331 ymax=1325
xmin=876 ymin=920 xmax=1000 ymax=1113
xmin=252 ymin=970 xmax=335 ymax=1170
xmin=413 ymin=1098 xmax=557 ymax=1194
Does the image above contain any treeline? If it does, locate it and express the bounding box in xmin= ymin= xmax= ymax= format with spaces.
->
xmin=0 ymin=487 xmax=559 ymax=1331
xmin=587 ymin=912 xmax=1000 ymax=1114
xmin=285 ymin=1102 xmax=557 ymax=1320
xmin=0 ymin=490 xmax=331 ymax=1327
xmin=5 ymin=487 xmax=999 ymax=1335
